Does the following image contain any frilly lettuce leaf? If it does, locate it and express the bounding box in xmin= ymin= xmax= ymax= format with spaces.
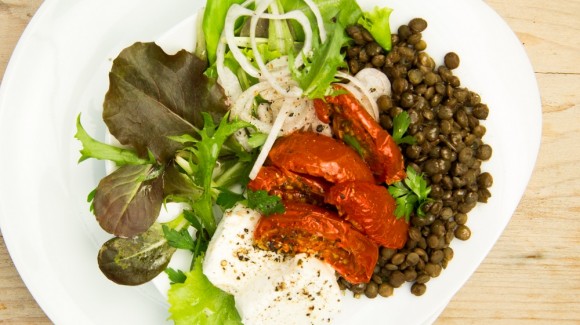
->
xmin=293 ymin=27 xmax=349 ymax=99
xmin=357 ymin=6 xmax=393 ymax=50
xmin=170 ymin=113 xmax=252 ymax=235
xmin=168 ymin=256 xmax=242 ymax=325
xmin=285 ymin=0 xmax=363 ymax=98
xmin=75 ymin=114 xmax=154 ymax=166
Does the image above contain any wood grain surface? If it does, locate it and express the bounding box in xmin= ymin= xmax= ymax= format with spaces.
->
xmin=1 ymin=0 xmax=579 ymax=324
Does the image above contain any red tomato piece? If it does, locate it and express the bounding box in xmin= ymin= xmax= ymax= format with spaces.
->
xmin=268 ymin=131 xmax=374 ymax=184
xmin=254 ymin=201 xmax=378 ymax=284
xmin=247 ymin=165 xmax=331 ymax=205
xmin=313 ymin=98 xmax=331 ymax=124
xmin=326 ymin=181 xmax=409 ymax=249
xmin=314 ymin=85 xmax=406 ymax=184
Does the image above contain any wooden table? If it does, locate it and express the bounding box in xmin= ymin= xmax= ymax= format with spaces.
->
xmin=1 ymin=0 xmax=579 ymax=323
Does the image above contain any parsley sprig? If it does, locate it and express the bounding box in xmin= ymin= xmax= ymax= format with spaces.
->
xmin=161 ymin=209 xmax=211 ymax=261
xmin=246 ymin=190 xmax=285 ymax=216
xmin=392 ymin=111 xmax=416 ymax=145
xmin=388 ymin=166 xmax=431 ymax=221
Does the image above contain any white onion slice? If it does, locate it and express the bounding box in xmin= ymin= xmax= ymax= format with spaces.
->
xmin=224 ymin=4 xmax=261 ymax=78
xmin=249 ymin=99 xmax=292 ymax=179
xmin=355 ymin=67 xmax=392 ymax=100
xmin=218 ymin=65 xmax=243 ymax=104
xmin=256 ymin=103 xmax=273 ymax=123
xmin=250 ymin=9 xmax=310 ymax=96
xmin=230 ymin=82 xmax=273 ymax=133
xmin=232 ymin=36 xmax=268 ymax=47
xmin=258 ymin=11 xmax=313 ymax=69
xmin=303 ymin=0 xmax=326 ymax=42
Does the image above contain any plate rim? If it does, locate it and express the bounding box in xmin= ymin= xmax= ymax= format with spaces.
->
xmin=0 ymin=0 xmax=542 ymax=324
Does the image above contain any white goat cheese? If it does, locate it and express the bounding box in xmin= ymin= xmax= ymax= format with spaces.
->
xmin=203 ymin=204 xmax=342 ymax=325
xmin=235 ymin=255 xmax=341 ymax=325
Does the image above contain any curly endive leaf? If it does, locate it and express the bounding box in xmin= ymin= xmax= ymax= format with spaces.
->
xmin=103 ymin=42 xmax=229 ymax=162
xmin=75 ymin=114 xmax=153 ymax=165
xmin=93 ymin=164 xmax=164 ymax=238
xmin=98 ymin=223 xmax=175 ymax=286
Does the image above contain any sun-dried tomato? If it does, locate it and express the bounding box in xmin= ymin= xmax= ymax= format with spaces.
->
xmin=314 ymin=85 xmax=406 ymax=184
xmin=254 ymin=201 xmax=378 ymax=284
xmin=248 ymin=166 xmax=331 ymax=206
xmin=267 ymin=131 xmax=374 ymax=184
xmin=326 ymin=181 xmax=409 ymax=249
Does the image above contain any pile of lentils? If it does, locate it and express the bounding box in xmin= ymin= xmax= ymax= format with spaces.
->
xmin=338 ymin=18 xmax=493 ymax=299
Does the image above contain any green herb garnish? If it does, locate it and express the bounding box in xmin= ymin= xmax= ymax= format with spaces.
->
xmin=216 ymin=188 xmax=246 ymax=210
xmin=165 ymin=268 xmax=187 ymax=284
xmin=388 ymin=166 xmax=431 ymax=221
xmin=392 ymin=111 xmax=416 ymax=145
xmin=246 ymin=190 xmax=285 ymax=216
xmin=162 ymin=225 xmax=196 ymax=251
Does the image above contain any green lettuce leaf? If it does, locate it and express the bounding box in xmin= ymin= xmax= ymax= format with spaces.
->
xmin=314 ymin=0 xmax=363 ymax=27
xmin=268 ymin=0 xmax=295 ymax=55
xmin=162 ymin=163 xmax=203 ymax=200
xmin=280 ymin=0 xmax=362 ymax=41
xmin=286 ymin=0 xmax=363 ymax=98
xmin=203 ymin=0 xmax=246 ymax=65
xmin=357 ymin=6 xmax=393 ymax=50
xmin=293 ymin=27 xmax=349 ymax=98
xmin=168 ymin=256 xmax=242 ymax=325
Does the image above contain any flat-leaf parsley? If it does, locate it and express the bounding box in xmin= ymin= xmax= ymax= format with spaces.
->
xmin=246 ymin=190 xmax=285 ymax=216
xmin=388 ymin=166 xmax=431 ymax=221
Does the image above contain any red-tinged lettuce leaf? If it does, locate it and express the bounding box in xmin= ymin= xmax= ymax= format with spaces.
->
xmin=98 ymin=223 xmax=176 ymax=285
xmin=103 ymin=42 xmax=229 ymax=163
xmin=162 ymin=163 xmax=203 ymax=200
xmin=93 ymin=164 xmax=164 ymax=238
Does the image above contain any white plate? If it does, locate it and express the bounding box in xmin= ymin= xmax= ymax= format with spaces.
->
xmin=0 ymin=0 xmax=541 ymax=324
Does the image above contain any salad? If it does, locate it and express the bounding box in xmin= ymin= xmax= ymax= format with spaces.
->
xmin=75 ymin=0 xmax=493 ymax=324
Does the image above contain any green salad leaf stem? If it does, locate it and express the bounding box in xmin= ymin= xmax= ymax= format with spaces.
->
xmin=169 ymin=113 xmax=252 ymax=235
